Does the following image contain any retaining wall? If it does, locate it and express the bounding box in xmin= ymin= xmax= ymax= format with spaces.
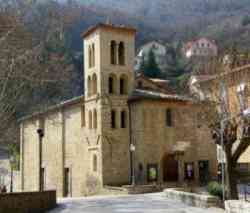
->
xmin=225 ymin=200 xmax=250 ymax=213
xmin=0 ymin=190 xmax=56 ymax=213
xmin=164 ymin=188 xmax=221 ymax=208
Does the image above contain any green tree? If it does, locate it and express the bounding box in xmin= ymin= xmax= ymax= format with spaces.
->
xmin=166 ymin=42 xmax=189 ymax=79
xmin=242 ymin=15 xmax=250 ymax=26
xmin=141 ymin=49 xmax=161 ymax=78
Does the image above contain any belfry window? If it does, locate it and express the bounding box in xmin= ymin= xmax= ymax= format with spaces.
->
xmin=88 ymin=46 xmax=92 ymax=68
xmin=81 ymin=105 xmax=85 ymax=127
xmin=121 ymin=110 xmax=126 ymax=128
xmin=166 ymin=109 xmax=172 ymax=127
xmin=109 ymin=75 xmax=117 ymax=94
xmin=118 ymin=42 xmax=125 ymax=65
xmin=92 ymin=43 xmax=95 ymax=67
xmin=111 ymin=110 xmax=116 ymax=129
xmin=111 ymin=40 xmax=117 ymax=65
xmin=89 ymin=110 xmax=92 ymax=129
xmin=93 ymin=109 xmax=97 ymax=129
xmin=87 ymin=76 xmax=92 ymax=97
xmin=120 ymin=75 xmax=128 ymax=95
xmin=92 ymin=73 xmax=97 ymax=95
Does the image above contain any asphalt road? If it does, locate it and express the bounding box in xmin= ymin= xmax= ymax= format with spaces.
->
xmin=48 ymin=193 xmax=225 ymax=213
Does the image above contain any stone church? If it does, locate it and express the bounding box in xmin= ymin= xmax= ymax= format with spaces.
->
xmin=19 ymin=23 xmax=217 ymax=197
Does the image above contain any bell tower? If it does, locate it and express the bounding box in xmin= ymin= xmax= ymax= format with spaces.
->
xmin=82 ymin=24 xmax=136 ymax=186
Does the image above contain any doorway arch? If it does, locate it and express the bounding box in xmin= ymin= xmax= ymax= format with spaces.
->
xmin=162 ymin=154 xmax=179 ymax=182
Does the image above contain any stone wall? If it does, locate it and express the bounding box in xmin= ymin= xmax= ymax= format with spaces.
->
xmin=164 ymin=188 xmax=221 ymax=208
xmin=130 ymin=100 xmax=218 ymax=185
xmin=0 ymin=190 xmax=56 ymax=213
xmin=225 ymin=200 xmax=250 ymax=213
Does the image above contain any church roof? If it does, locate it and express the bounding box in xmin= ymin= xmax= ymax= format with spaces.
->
xmin=128 ymin=89 xmax=192 ymax=103
xmin=81 ymin=23 xmax=136 ymax=38
xmin=19 ymin=95 xmax=84 ymax=122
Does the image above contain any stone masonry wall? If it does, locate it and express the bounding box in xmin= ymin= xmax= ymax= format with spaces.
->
xmin=0 ymin=190 xmax=56 ymax=213
xmin=130 ymin=100 xmax=218 ymax=184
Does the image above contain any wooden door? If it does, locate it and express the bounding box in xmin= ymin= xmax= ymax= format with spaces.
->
xmin=163 ymin=154 xmax=178 ymax=182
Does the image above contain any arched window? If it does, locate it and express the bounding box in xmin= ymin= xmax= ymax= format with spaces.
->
xmin=120 ymin=75 xmax=128 ymax=95
xmin=111 ymin=40 xmax=117 ymax=65
xmin=111 ymin=110 xmax=116 ymax=129
xmin=93 ymin=154 xmax=97 ymax=172
xmin=89 ymin=110 xmax=92 ymax=129
xmin=81 ymin=105 xmax=85 ymax=127
xmin=121 ymin=110 xmax=126 ymax=128
xmin=87 ymin=76 xmax=92 ymax=97
xmin=118 ymin=42 xmax=125 ymax=65
xmin=108 ymin=74 xmax=117 ymax=94
xmin=93 ymin=109 xmax=97 ymax=129
xmin=166 ymin=109 xmax=172 ymax=127
xmin=88 ymin=46 xmax=92 ymax=68
xmin=92 ymin=73 xmax=97 ymax=95
xmin=92 ymin=43 xmax=95 ymax=67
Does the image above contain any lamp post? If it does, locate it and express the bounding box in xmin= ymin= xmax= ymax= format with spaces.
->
xmin=130 ymin=143 xmax=136 ymax=186
xmin=9 ymin=156 xmax=15 ymax=193
xmin=220 ymin=119 xmax=226 ymax=201
xmin=37 ymin=128 xmax=44 ymax=192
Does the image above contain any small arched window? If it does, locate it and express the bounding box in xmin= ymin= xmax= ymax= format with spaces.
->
xmin=121 ymin=110 xmax=126 ymax=128
xmin=166 ymin=109 xmax=172 ymax=127
xmin=87 ymin=76 xmax=92 ymax=97
xmin=88 ymin=46 xmax=92 ymax=68
xmin=92 ymin=73 xmax=97 ymax=95
xmin=92 ymin=43 xmax=95 ymax=67
xmin=118 ymin=42 xmax=125 ymax=65
xmin=89 ymin=110 xmax=92 ymax=129
xmin=111 ymin=110 xmax=116 ymax=129
xmin=120 ymin=75 xmax=128 ymax=95
xmin=111 ymin=40 xmax=117 ymax=65
xmin=93 ymin=109 xmax=97 ymax=129
xmin=93 ymin=154 xmax=97 ymax=172
xmin=108 ymin=75 xmax=117 ymax=94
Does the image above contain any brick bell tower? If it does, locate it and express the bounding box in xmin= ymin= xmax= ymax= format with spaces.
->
xmin=82 ymin=24 xmax=136 ymax=186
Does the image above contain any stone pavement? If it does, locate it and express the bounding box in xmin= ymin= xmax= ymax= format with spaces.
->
xmin=48 ymin=193 xmax=225 ymax=213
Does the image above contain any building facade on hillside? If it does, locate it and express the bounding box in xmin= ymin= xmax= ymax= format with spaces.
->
xmin=190 ymin=65 xmax=250 ymax=172
xmin=20 ymin=24 xmax=217 ymax=197
xmin=183 ymin=38 xmax=218 ymax=58
xmin=135 ymin=41 xmax=167 ymax=71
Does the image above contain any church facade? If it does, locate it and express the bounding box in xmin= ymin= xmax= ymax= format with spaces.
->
xmin=19 ymin=24 xmax=217 ymax=197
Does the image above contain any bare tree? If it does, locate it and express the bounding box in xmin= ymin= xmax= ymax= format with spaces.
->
xmin=193 ymin=50 xmax=250 ymax=199
xmin=0 ymin=0 xmax=76 ymax=146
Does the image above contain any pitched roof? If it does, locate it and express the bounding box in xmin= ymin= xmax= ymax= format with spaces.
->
xmin=19 ymin=95 xmax=84 ymax=123
xmin=128 ymin=89 xmax=192 ymax=103
xmin=81 ymin=23 xmax=136 ymax=38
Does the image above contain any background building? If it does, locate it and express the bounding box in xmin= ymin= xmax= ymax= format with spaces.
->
xmin=183 ymin=38 xmax=218 ymax=58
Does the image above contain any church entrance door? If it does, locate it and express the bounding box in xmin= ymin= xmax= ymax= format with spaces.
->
xmin=162 ymin=154 xmax=178 ymax=182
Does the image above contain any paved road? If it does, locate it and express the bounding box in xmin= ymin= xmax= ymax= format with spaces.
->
xmin=48 ymin=193 xmax=225 ymax=213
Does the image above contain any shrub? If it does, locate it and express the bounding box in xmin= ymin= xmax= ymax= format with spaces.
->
xmin=207 ymin=181 xmax=223 ymax=199
xmin=242 ymin=16 xmax=250 ymax=26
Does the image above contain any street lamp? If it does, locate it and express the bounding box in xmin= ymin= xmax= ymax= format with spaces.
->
xmin=130 ymin=143 xmax=136 ymax=186
xmin=9 ymin=155 xmax=15 ymax=193
xmin=37 ymin=128 xmax=44 ymax=192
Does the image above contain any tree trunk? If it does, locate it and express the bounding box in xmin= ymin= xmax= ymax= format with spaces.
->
xmin=225 ymin=146 xmax=239 ymax=200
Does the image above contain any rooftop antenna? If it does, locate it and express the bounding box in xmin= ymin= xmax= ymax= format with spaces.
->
xmin=106 ymin=17 xmax=111 ymax=25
